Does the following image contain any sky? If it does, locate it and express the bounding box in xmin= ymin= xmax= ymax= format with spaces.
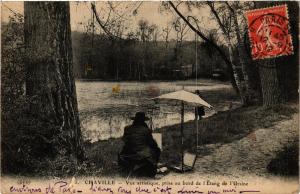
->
xmin=1 ymin=1 xmax=216 ymax=41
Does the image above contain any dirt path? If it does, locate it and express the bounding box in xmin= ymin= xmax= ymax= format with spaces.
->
xmin=160 ymin=112 xmax=298 ymax=179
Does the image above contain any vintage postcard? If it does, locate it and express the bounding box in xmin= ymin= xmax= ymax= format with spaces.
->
xmin=1 ymin=1 xmax=299 ymax=194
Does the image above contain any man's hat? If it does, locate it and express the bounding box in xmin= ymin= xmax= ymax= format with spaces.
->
xmin=131 ymin=112 xmax=149 ymax=121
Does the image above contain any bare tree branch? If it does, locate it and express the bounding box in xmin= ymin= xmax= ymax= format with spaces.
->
xmin=162 ymin=25 xmax=172 ymax=48
xmin=168 ymin=1 xmax=239 ymax=94
xmin=175 ymin=1 xmax=185 ymax=9
xmin=207 ymin=2 xmax=231 ymax=38
xmin=91 ymin=2 xmax=122 ymax=40
xmin=103 ymin=5 xmax=112 ymax=27
xmin=108 ymin=2 xmax=134 ymax=21
xmin=3 ymin=4 xmax=24 ymax=17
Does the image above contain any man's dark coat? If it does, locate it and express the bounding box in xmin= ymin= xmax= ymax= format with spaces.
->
xmin=119 ymin=121 xmax=161 ymax=177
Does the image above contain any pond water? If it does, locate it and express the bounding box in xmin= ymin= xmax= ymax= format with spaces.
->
xmin=76 ymin=79 xmax=235 ymax=142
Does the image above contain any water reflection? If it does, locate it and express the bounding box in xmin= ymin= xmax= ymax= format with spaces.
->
xmin=76 ymin=80 xmax=230 ymax=142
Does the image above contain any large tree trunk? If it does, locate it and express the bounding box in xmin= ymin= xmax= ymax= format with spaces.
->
xmin=253 ymin=1 xmax=287 ymax=107
xmin=258 ymin=60 xmax=284 ymax=107
xmin=24 ymin=2 xmax=84 ymax=160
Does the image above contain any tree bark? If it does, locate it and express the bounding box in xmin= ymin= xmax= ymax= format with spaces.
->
xmin=258 ymin=60 xmax=284 ymax=107
xmin=254 ymin=1 xmax=286 ymax=106
xmin=227 ymin=43 xmax=245 ymax=103
xmin=24 ymin=2 xmax=84 ymax=160
xmin=206 ymin=3 xmax=245 ymax=102
xmin=226 ymin=2 xmax=262 ymax=104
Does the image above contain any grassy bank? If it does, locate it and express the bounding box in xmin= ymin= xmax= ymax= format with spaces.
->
xmin=84 ymin=103 xmax=298 ymax=176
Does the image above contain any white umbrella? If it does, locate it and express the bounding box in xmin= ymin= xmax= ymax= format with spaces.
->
xmin=152 ymin=90 xmax=212 ymax=172
xmin=153 ymin=90 xmax=212 ymax=108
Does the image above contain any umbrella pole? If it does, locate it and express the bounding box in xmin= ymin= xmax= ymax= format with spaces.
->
xmin=181 ymin=100 xmax=184 ymax=172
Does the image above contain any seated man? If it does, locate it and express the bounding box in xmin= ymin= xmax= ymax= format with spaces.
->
xmin=118 ymin=112 xmax=161 ymax=178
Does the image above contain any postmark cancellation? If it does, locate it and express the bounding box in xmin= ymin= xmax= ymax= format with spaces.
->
xmin=245 ymin=5 xmax=293 ymax=60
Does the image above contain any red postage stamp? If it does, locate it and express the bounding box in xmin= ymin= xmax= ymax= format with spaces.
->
xmin=245 ymin=5 xmax=293 ymax=60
